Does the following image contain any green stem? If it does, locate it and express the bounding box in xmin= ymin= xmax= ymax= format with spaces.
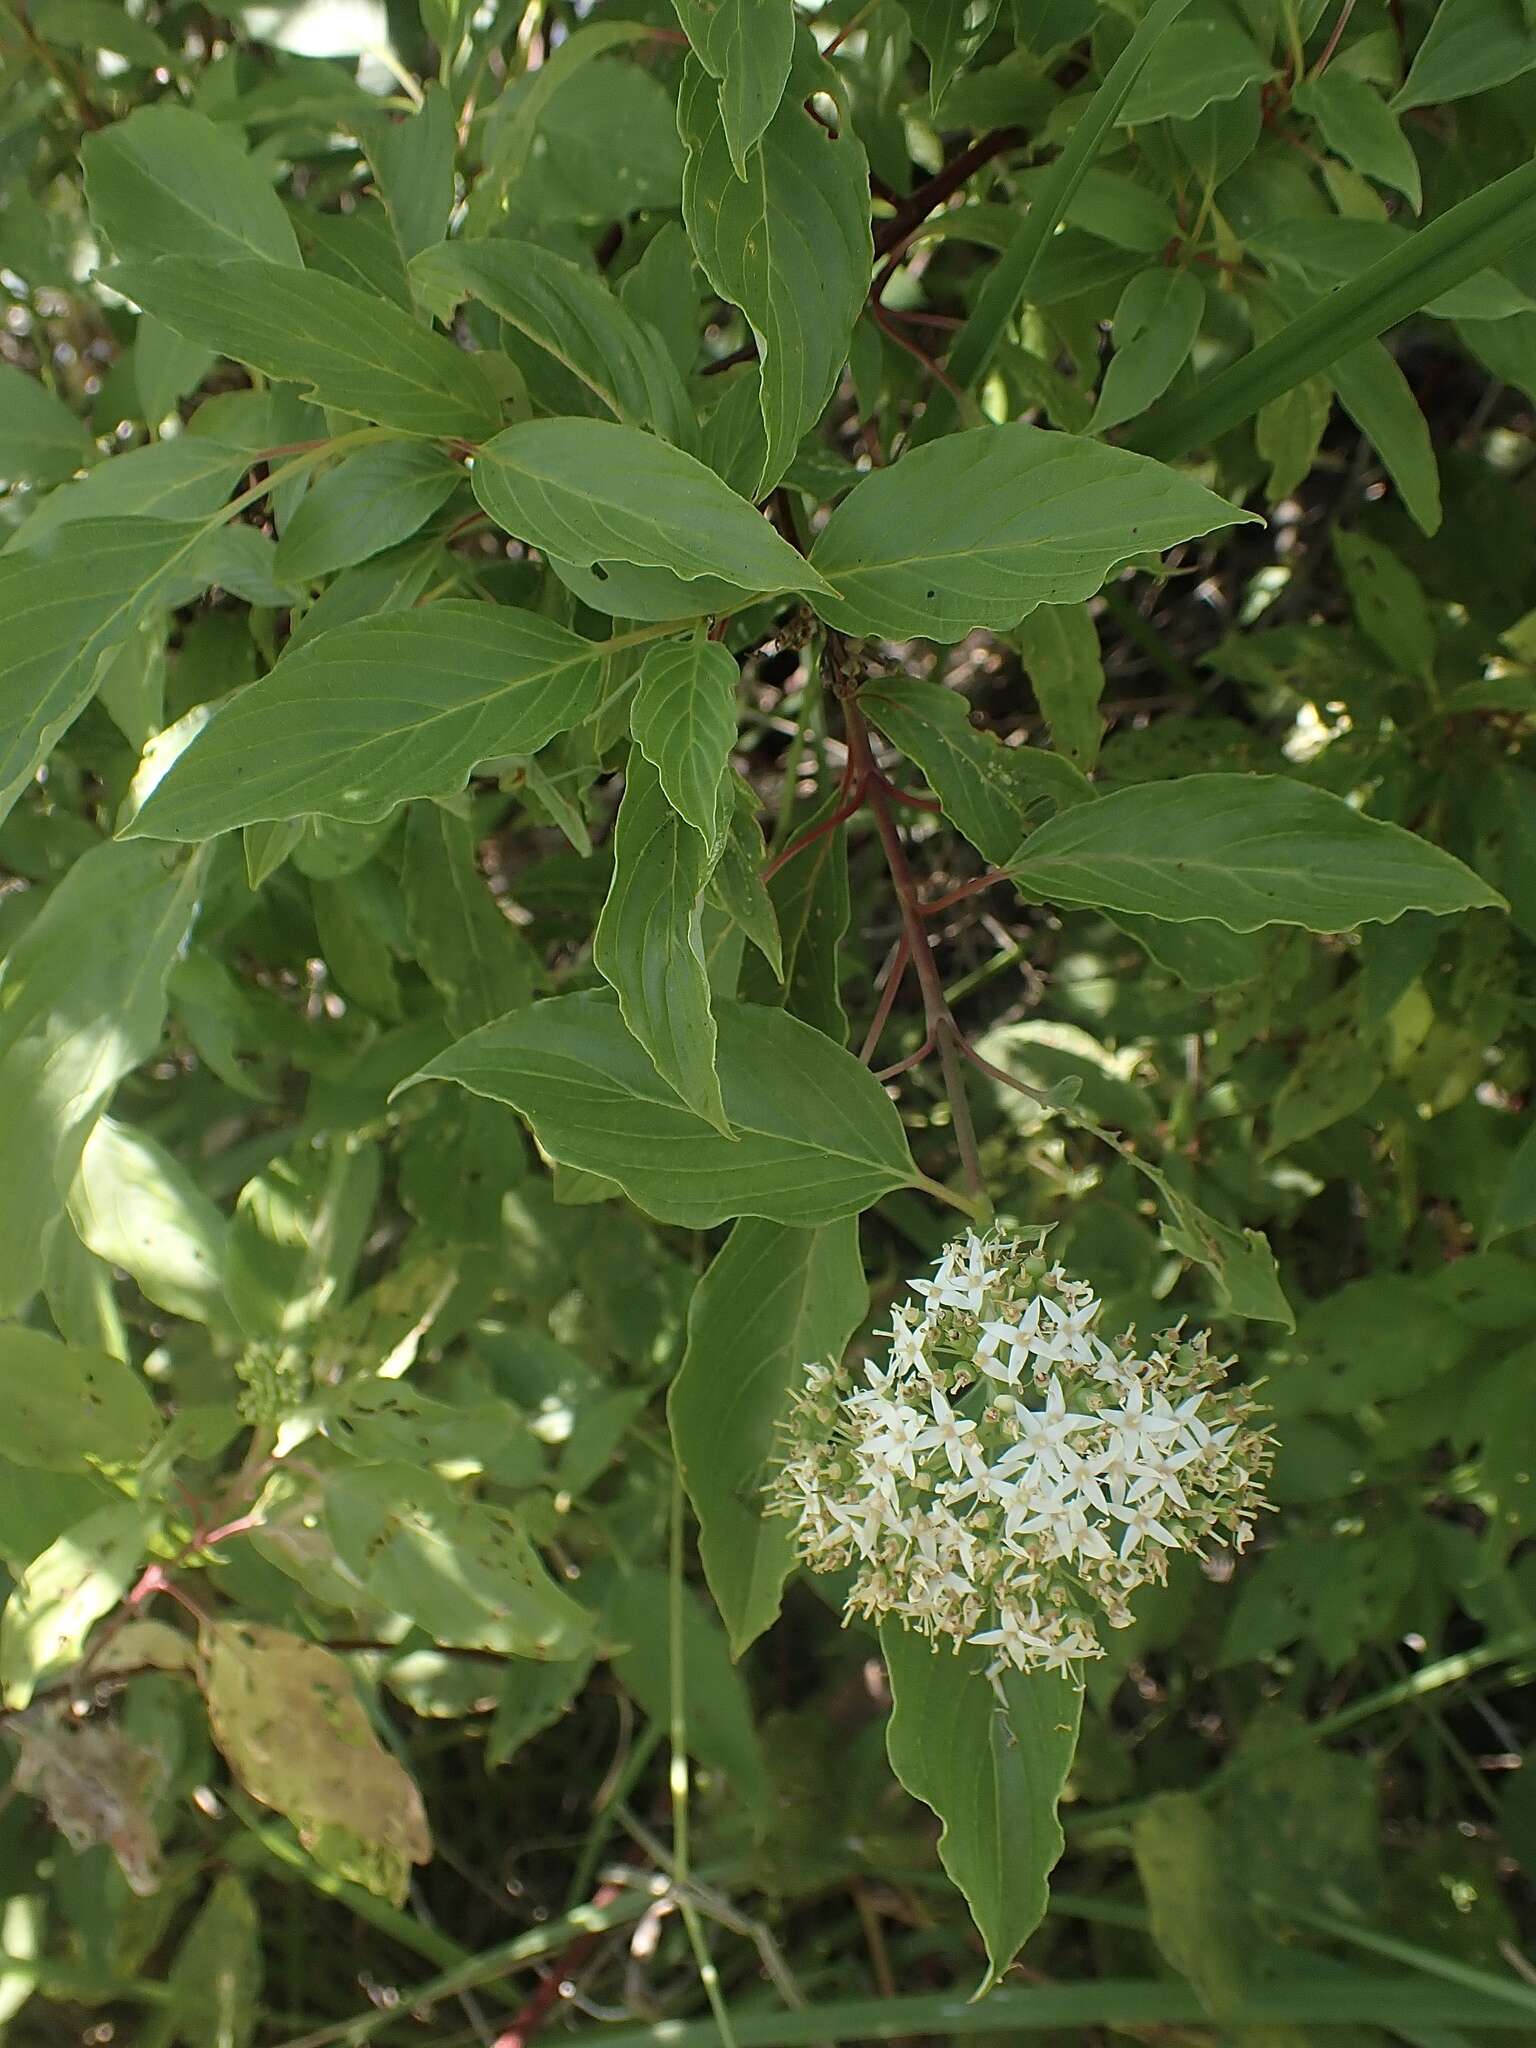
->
xmin=670 ymin=1468 xmax=740 ymax=2048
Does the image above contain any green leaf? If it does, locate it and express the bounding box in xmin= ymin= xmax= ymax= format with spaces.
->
xmin=297 ymin=204 xmax=414 ymax=310
xmin=745 ymin=784 xmax=851 ymax=1041
xmin=882 ymin=1629 xmax=1081 ymax=1988
xmin=1396 ymin=0 xmax=1536 ymax=110
xmin=1133 ymin=1793 xmax=1250 ymax=2017
xmin=68 ymin=1117 xmax=230 ymax=1330
xmin=226 ymin=1139 xmax=379 ymax=1342
xmin=707 ymin=774 xmax=784 ymax=976
xmin=0 ymin=1501 xmax=149 ymax=1708
xmin=0 ymin=842 xmax=206 ymax=1317
xmin=672 ymin=0 xmax=795 ymax=177
xmin=600 ymin=1563 xmax=768 ymax=1804
xmin=472 ymin=417 xmax=827 ymax=600
xmin=202 ymin=1622 xmax=432 ymax=1869
xmin=1264 ymin=999 xmax=1384 ymax=1156
xmin=1013 ymin=603 xmax=1106 ymax=769
xmin=808 ymin=425 xmax=1253 ymax=640
xmin=630 ymin=637 xmax=738 ymax=849
xmin=34 ymin=0 xmax=172 ymax=66
xmin=402 ymin=804 xmax=535 ymax=1033
xmin=0 ymin=364 xmax=95 ymax=487
xmin=914 ymin=0 xmax=1196 ymax=442
xmin=107 ymin=258 xmax=500 ymax=440
xmin=1292 ymin=73 xmax=1421 ymax=212
xmin=680 ymin=31 xmax=871 ymax=492
xmin=594 ymin=750 xmax=727 ymax=1131
xmin=360 ymin=84 xmax=455 ymax=264
xmin=0 ymin=518 xmax=208 ymax=824
xmin=1089 ymin=269 xmax=1204 ymax=435
xmin=287 ymin=535 xmax=443 ymax=654
xmin=906 ymin=0 xmax=1002 ymax=116
xmin=8 ymin=437 xmax=247 ymax=553
xmin=1008 ymin=773 xmax=1501 ymax=932
xmin=82 ymin=105 xmax=299 ymax=267
xmin=1116 ymin=15 xmax=1270 ymax=125
xmin=325 ymin=1466 xmax=592 ymax=1659
xmin=470 ymin=24 xmax=656 ymax=223
xmin=1333 ymin=529 xmax=1435 ymax=681
xmin=1129 ymin=156 xmax=1536 ymax=481
xmin=1063 ymin=168 xmax=1179 ymax=255
xmin=412 ymin=239 xmax=692 ymax=443
xmin=1325 ymin=337 xmax=1442 ymax=537
xmin=406 ymin=991 xmax=922 ymax=1226
xmin=272 ymin=444 xmax=461 ymax=585
xmin=136 ymin=314 xmax=216 ymax=430
xmin=863 ymin=674 xmax=1091 ymax=864
xmin=126 ymin=602 xmax=607 ymax=838
xmin=670 ymin=1216 xmax=866 ymax=1657
xmin=0 ymin=1326 xmax=160 ymax=1471
xmin=158 ymin=1873 xmax=261 ymax=2048
xmin=1488 ymin=1118 xmax=1536 ymax=1241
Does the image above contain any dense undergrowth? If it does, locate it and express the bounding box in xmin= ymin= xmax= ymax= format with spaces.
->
xmin=1 ymin=0 xmax=1535 ymax=2040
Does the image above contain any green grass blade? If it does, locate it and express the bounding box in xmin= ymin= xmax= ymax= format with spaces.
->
xmin=553 ymin=1976 xmax=1536 ymax=2044
xmin=1129 ymin=156 xmax=1536 ymax=462
xmin=911 ymin=0 xmax=1195 ymax=443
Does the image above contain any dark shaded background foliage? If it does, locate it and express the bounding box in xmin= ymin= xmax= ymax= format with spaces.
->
xmin=1 ymin=0 xmax=1535 ymax=2041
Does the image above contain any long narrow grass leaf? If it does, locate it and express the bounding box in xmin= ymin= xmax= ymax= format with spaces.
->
xmin=912 ymin=0 xmax=1195 ymax=443
xmin=1129 ymin=157 xmax=1536 ymax=461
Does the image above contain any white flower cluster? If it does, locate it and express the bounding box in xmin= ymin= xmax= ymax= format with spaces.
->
xmin=770 ymin=1228 xmax=1273 ymax=1681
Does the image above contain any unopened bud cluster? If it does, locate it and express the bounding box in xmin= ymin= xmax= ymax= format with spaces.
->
xmin=770 ymin=1228 xmax=1273 ymax=1680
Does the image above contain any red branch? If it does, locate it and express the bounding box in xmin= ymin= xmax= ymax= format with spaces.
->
xmin=492 ymin=1882 xmax=624 ymax=2048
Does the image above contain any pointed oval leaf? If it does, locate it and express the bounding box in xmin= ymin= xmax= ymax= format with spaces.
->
xmin=680 ymin=32 xmax=870 ymax=493
xmin=0 ymin=841 xmax=207 ymax=1317
xmin=202 ymin=1622 xmax=432 ymax=1865
xmin=1 ymin=1502 xmax=150 ymax=1708
xmin=670 ymin=1216 xmax=867 ymax=1656
xmin=82 ymin=104 xmax=302 ymax=267
xmin=0 ymin=1327 xmax=160 ymax=1471
xmin=0 ymin=363 xmax=95 ymax=488
xmin=593 ymin=751 xmax=729 ymax=1132
xmin=0 ymin=518 xmax=209 ymax=825
xmin=412 ymin=239 xmax=693 ymax=444
xmin=1008 ymin=773 xmax=1503 ymax=932
xmin=126 ymin=602 xmax=607 ymax=839
xmin=272 ymin=443 xmax=461 ymax=585
xmin=405 ymin=990 xmax=920 ymax=1225
xmin=630 ymin=636 xmax=739 ymax=847
xmin=862 ymin=675 xmax=1091 ymax=867
xmin=882 ymin=1628 xmax=1082 ymax=1987
xmin=674 ymin=0 xmax=796 ymax=174
xmin=472 ymin=417 xmax=830 ymax=599
xmin=809 ymin=425 xmax=1253 ymax=640
xmin=107 ymin=257 xmax=500 ymax=441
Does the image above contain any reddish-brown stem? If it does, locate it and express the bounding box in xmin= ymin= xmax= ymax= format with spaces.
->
xmin=876 ymin=1035 xmax=936 ymax=1082
xmin=860 ymin=934 xmax=912 ymax=1064
xmin=880 ymin=307 xmax=964 ymax=330
xmin=493 ymin=1882 xmax=625 ymax=2048
xmin=920 ymin=868 xmax=1010 ymax=915
xmin=845 ymin=695 xmax=985 ymax=1207
xmin=957 ymin=1035 xmax=1054 ymax=1110
xmin=872 ymin=772 xmax=943 ymax=813
xmin=867 ymin=296 xmax=971 ymax=407
xmin=872 ymin=127 xmax=1028 ymax=256
xmin=126 ymin=1564 xmax=208 ymax=1627
xmin=760 ymin=775 xmax=867 ymax=881
xmin=1310 ymin=0 xmax=1358 ymax=78
xmin=700 ymin=340 xmax=759 ymax=379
